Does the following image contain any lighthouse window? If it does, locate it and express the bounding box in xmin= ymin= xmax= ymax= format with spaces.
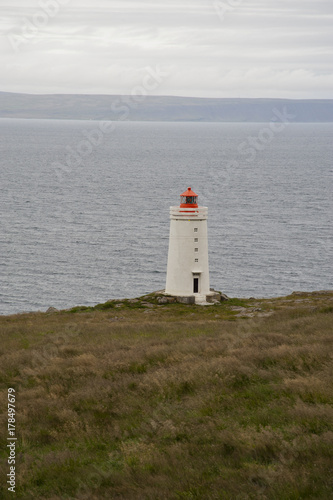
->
xmin=194 ymin=238 xmax=198 ymax=242
xmin=181 ymin=195 xmax=196 ymax=204
xmin=194 ymin=248 xmax=198 ymax=252
xmin=194 ymin=228 xmax=198 ymax=232
xmin=195 ymin=259 xmax=198 ymax=262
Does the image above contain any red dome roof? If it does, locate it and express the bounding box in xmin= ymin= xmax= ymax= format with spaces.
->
xmin=180 ymin=187 xmax=198 ymax=197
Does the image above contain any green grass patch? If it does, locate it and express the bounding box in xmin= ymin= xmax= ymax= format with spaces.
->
xmin=0 ymin=291 xmax=332 ymax=499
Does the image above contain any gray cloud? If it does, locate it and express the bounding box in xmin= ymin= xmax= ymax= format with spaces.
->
xmin=0 ymin=0 xmax=332 ymax=97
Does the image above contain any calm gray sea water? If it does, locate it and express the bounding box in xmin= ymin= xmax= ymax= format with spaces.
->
xmin=1 ymin=119 xmax=332 ymax=315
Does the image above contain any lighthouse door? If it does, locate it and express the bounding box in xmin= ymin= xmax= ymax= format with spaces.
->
xmin=193 ymin=277 xmax=199 ymax=293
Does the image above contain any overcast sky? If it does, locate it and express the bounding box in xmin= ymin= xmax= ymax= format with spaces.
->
xmin=0 ymin=0 xmax=332 ymax=97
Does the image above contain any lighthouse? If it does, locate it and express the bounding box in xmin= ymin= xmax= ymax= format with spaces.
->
xmin=165 ymin=187 xmax=214 ymax=304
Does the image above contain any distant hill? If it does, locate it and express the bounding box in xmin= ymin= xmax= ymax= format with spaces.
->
xmin=0 ymin=91 xmax=333 ymax=122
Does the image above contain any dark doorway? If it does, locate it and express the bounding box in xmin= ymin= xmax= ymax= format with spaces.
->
xmin=193 ymin=277 xmax=199 ymax=293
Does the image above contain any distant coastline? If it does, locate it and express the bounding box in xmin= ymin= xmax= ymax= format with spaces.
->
xmin=1 ymin=92 xmax=333 ymax=122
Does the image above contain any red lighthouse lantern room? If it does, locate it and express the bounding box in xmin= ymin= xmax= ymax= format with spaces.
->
xmin=179 ymin=187 xmax=198 ymax=208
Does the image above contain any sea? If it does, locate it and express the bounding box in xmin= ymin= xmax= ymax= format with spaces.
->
xmin=1 ymin=119 xmax=332 ymax=315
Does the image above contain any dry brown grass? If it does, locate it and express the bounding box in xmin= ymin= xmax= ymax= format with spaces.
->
xmin=0 ymin=291 xmax=332 ymax=499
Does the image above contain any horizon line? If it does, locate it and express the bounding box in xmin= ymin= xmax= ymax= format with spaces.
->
xmin=1 ymin=91 xmax=332 ymax=101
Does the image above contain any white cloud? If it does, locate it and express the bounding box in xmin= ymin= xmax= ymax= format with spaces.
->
xmin=0 ymin=0 xmax=332 ymax=97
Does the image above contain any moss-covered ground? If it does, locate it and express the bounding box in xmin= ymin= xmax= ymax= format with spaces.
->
xmin=0 ymin=291 xmax=332 ymax=499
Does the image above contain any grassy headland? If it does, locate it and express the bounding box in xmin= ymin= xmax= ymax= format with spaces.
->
xmin=0 ymin=291 xmax=332 ymax=499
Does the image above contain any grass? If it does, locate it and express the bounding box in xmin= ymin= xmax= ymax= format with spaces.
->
xmin=0 ymin=291 xmax=332 ymax=499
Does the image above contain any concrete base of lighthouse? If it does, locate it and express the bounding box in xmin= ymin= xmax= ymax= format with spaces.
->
xmin=162 ymin=289 xmax=222 ymax=306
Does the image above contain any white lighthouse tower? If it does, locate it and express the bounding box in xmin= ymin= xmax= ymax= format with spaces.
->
xmin=165 ymin=187 xmax=215 ymax=304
